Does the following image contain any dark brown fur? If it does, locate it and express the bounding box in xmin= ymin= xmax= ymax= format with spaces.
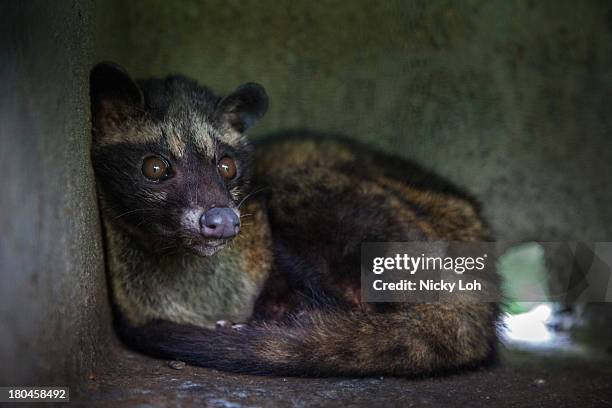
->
xmin=91 ymin=63 xmax=501 ymax=377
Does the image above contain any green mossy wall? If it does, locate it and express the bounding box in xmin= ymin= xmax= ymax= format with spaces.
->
xmin=96 ymin=0 xmax=612 ymax=244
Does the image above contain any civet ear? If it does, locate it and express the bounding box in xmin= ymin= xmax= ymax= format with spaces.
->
xmin=216 ymin=82 xmax=269 ymax=133
xmin=90 ymin=62 xmax=144 ymax=134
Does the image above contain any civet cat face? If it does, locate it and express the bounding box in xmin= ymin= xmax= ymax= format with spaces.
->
xmin=90 ymin=63 xmax=268 ymax=256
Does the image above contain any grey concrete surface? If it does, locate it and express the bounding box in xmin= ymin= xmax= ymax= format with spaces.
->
xmin=95 ymin=0 xmax=612 ymax=245
xmin=0 ymin=0 xmax=112 ymax=390
xmin=84 ymin=347 xmax=612 ymax=407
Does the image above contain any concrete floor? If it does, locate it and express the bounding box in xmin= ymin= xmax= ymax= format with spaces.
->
xmin=83 ymin=343 xmax=612 ymax=407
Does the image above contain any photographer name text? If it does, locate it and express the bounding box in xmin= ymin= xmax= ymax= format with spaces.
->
xmin=373 ymin=279 xmax=482 ymax=292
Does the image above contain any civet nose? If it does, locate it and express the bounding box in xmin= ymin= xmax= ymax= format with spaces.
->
xmin=200 ymin=207 xmax=240 ymax=239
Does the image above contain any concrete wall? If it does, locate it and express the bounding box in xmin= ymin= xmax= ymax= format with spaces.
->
xmin=0 ymin=1 xmax=112 ymax=389
xmin=96 ymin=0 xmax=612 ymax=245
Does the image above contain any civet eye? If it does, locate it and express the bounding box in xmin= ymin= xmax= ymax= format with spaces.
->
xmin=218 ymin=156 xmax=237 ymax=180
xmin=142 ymin=156 xmax=170 ymax=181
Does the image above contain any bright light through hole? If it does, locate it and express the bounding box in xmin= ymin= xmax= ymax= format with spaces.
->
xmin=503 ymin=303 xmax=555 ymax=344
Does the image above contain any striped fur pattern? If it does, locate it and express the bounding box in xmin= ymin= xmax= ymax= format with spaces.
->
xmin=91 ymin=63 xmax=500 ymax=377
